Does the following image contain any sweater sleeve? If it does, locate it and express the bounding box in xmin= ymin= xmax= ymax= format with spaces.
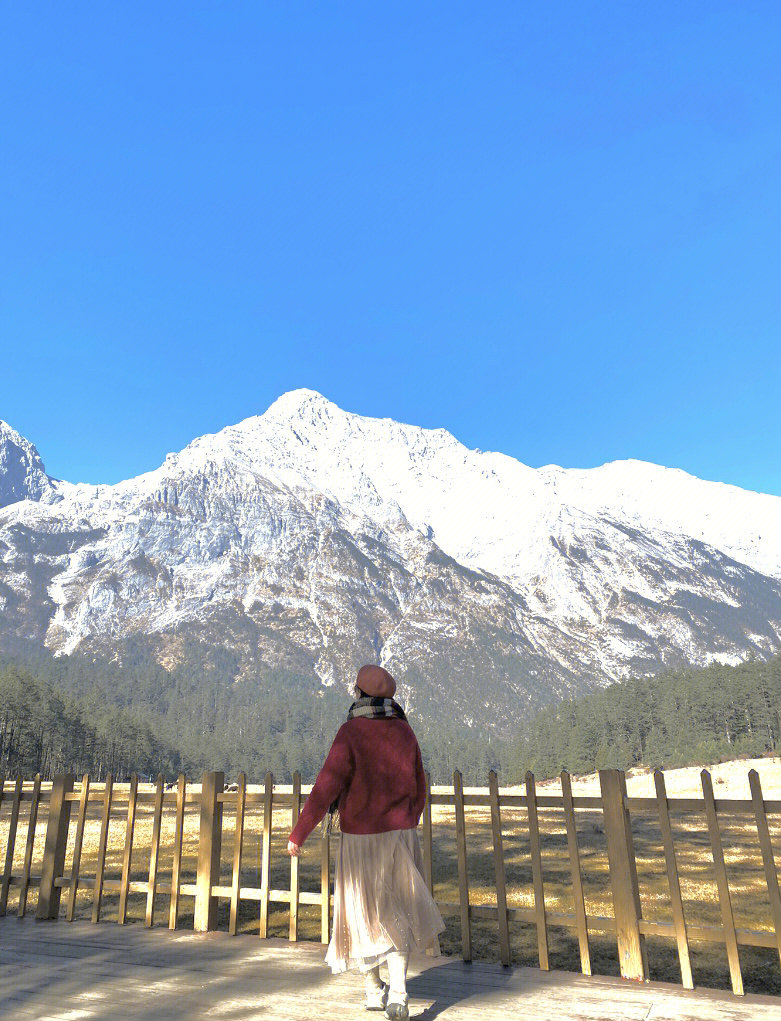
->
xmin=289 ymin=725 xmax=353 ymax=846
xmin=412 ymin=739 xmax=427 ymax=824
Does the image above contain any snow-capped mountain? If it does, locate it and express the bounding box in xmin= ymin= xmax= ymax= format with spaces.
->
xmin=1 ymin=390 xmax=779 ymax=731
xmin=0 ymin=420 xmax=61 ymax=508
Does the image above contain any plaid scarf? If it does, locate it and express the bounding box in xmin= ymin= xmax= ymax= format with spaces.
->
xmin=323 ymin=696 xmax=407 ymax=835
xmin=347 ymin=695 xmax=407 ymax=722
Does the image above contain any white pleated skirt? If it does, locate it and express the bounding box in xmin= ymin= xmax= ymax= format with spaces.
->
xmin=324 ymin=827 xmax=446 ymax=974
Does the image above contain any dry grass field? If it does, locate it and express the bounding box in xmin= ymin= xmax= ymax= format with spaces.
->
xmin=2 ymin=757 xmax=780 ymax=997
xmin=432 ymin=758 xmax=781 ymax=996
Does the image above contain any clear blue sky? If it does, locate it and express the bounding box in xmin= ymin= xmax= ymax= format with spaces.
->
xmin=2 ymin=2 xmax=779 ymax=494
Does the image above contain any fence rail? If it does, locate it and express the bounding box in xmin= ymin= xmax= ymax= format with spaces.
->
xmin=1 ymin=767 xmax=780 ymax=997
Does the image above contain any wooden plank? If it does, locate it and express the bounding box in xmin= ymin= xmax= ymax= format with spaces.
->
xmin=0 ymin=777 xmax=23 ymax=915
xmin=195 ymin=770 xmax=224 ymax=932
xmin=627 ymin=796 xmax=781 ymax=816
xmin=654 ymin=770 xmax=693 ymax=989
xmin=17 ymin=773 xmax=41 ymax=918
xmin=145 ymin=774 xmax=165 ymax=927
xmin=229 ymin=772 xmax=247 ymax=936
xmin=91 ymin=774 xmax=113 ymax=923
xmin=212 ymin=884 xmax=327 ymax=905
xmin=289 ymin=771 xmax=301 ymax=942
xmin=269 ymin=888 xmax=329 ymax=906
xmin=259 ymin=771 xmax=273 ymax=938
xmin=24 ymin=777 xmax=781 ymax=813
xmin=561 ymin=771 xmax=591 ymax=976
xmin=418 ymin=790 xmax=781 ymax=814
xmin=168 ymin=774 xmax=186 ymax=929
xmin=63 ymin=788 xmax=178 ymax=804
xmin=320 ymin=813 xmax=330 ymax=945
xmin=598 ymin=770 xmax=646 ymax=982
xmin=701 ymin=768 xmax=743 ymax=995
xmin=434 ymin=900 xmax=620 ymax=931
xmin=36 ymin=774 xmax=74 ymax=919
xmin=622 ymin=772 xmax=650 ymax=982
xmin=422 ymin=769 xmax=440 ymax=957
xmin=117 ymin=773 xmax=139 ymax=924
xmin=422 ymin=770 xmax=435 ymax=894
xmin=699 ymin=923 xmax=777 ymax=949
xmin=525 ymin=771 xmax=549 ymax=971
xmin=637 ymin=917 xmax=781 ymax=949
xmin=428 ymin=791 xmax=611 ymax=809
xmin=488 ymin=770 xmax=510 ymax=966
xmin=748 ymin=769 xmax=781 ymax=969
xmin=66 ymin=774 xmax=90 ymax=922
xmin=453 ymin=769 xmax=472 ymax=962
xmin=5 ymin=918 xmax=781 ymax=1021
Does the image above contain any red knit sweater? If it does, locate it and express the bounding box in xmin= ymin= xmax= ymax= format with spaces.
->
xmin=289 ymin=716 xmax=427 ymax=846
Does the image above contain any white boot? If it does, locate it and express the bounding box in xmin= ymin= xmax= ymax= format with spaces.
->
xmin=363 ymin=966 xmax=387 ymax=1012
xmin=385 ymin=952 xmax=409 ymax=1020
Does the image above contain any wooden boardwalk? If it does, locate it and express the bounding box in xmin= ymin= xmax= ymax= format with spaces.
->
xmin=2 ymin=920 xmax=780 ymax=1020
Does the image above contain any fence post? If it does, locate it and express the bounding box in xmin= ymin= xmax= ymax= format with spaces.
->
xmin=195 ymin=770 xmax=224 ymax=932
xmin=168 ymin=773 xmax=187 ymax=930
xmin=488 ymin=770 xmax=511 ymax=967
xmin=259 ymin=771 xmax=273 ymax=938
xmin=452 ymin=769 xmax=472 ymax=962
xmin=0 ymin=777 xmax=23 ymax=915
xmin=749 ymin=769 xmax=781 ymax=970
xmin=18 ymin=774 xmax=42 ymax=918
xmin=526 ymin=771 xmax=549 ymax=970
xmin=289 ymin=771 xmax=301 ymax=942
xmin=422 ymin=770 xmax=440 ymax=957
xmin=599 ymin=769 xmax=646 ymax=982
xmin=36 ymin=774 xmax=75 ymax=920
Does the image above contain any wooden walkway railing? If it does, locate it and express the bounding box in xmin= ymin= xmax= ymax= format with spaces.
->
xmin=1 ymin=767 xmax=780 ymax=997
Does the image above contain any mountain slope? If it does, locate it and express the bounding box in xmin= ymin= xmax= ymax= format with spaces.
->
xmin=0 ymin=421 xmax=60 ymax=508
xmin=0 ymin=390 xmax=779 ymax=733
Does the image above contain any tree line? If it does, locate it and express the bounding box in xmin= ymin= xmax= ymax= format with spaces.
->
xmin=1 ymin=645 xmax=778 ymax=784
xmin=509 ymin=654 xmax=781 ymax=780
xmin=0 ymin=663 xmax=181 ymax=780
xmin=0 ymin=652 xmax=507 ymax=784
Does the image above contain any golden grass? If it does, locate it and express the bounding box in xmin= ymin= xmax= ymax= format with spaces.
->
xmin=2 ymin=758 xmax=780 ymax=997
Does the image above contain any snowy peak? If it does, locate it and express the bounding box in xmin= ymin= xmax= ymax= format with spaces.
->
xmin=552 ymin=458 xmax=781 ymax=583
xmin=0 ymin=393 xmax=779 ymax=715
xmin=0 ymin=420 xmax=60 ymax=509
xmin=175 ymin=391 xmax=781 ymax=585
xmin=248 ymin=388 xmax=460 ymax=456
xmin=262 ymin=387 xmax=340 ymax=424
xmin=2 ymin=393 xmax=779 ymax=585
xmin=81 ymin=388 xmax=781 ymax=585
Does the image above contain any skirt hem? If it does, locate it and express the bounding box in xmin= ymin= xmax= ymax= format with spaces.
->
xmin=323 ymin=827 xmax=446 ymax=975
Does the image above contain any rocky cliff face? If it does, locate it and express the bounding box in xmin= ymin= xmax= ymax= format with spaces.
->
xmin=1 ymin=390 xmax=779 ymax=732
xmin=0 ymin=421 xmax=60 ymax=508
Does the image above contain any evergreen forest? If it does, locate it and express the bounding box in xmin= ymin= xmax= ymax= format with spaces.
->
xmin=510 ymin=655 xmax=781 ymax=780
xmin=0 ymin=644 xmax=507 ymax=784
xmin=1 ymin=645 xmax=779 ymax=785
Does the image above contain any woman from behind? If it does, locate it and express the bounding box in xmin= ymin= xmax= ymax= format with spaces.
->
xmin=287 ymin=664 xmax=445 ymax=1019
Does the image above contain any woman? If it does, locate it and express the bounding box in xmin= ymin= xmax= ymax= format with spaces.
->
xmin=287 ymin=664 xmax=445 ymax=1019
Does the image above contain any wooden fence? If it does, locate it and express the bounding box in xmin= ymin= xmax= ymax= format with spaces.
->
xmin=1 ymin=767 xmax=780 ymax=997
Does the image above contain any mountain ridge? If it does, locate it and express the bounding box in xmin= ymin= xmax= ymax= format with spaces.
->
xmin=1 ymin=389 xmax=779 ymax=733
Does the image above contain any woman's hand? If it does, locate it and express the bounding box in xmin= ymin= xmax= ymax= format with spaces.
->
xmin=287 ymin=839 xmax=301 ymax=857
